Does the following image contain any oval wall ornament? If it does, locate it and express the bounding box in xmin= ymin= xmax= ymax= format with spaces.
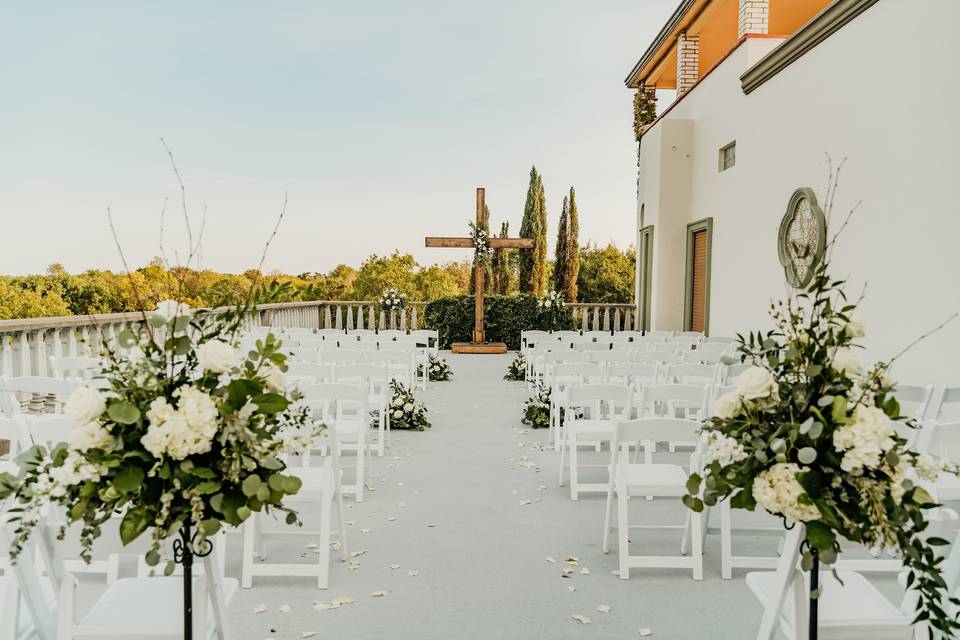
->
xmin=777 ymin=187 xmax=826 ymax=288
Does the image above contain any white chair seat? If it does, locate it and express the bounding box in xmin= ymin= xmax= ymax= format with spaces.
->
xmin=566 ymin=419 xmax=616 ymax=439
xmin=617 ymin=463 xmax=689 ymax=497
xmin=928 ymin=474 xmax=960 ymax=501
xmin=287 ymin=465 xmax=334 ymax=498
xmin=747 ymin=570 xmax=909 ymax=639
xmin=80 ymin=575 xmax=239 ymax=638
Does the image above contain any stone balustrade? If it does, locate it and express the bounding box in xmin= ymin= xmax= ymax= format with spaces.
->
xmin=0 ymin=300 xmax=638 ymax=377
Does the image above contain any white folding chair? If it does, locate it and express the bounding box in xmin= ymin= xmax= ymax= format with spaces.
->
xmin=48 ymin=356 xmax=102 ymax=381
xmin=601 ymin=417 xmax=704 ymax=580
xmin=929 ymin=386 xmax=960 ymax=423
xmin=749 ymin=513 xmax=960 ymax=640
xmin=0 ymin=416 xmax=30 ymax=458
xmin=320 ymin=350 xmax=367 ymax=366
xmin=558 ymin=384 xmax=632 ymax=500
xmin=644 ymin=330 xmax=672 ymax=339
xmin=317 ymin=329 xmax=346 ymax=339
xmin=697 ymin=342 xmax=732 ymax=353
xmin=297 ymin=383 xmax=370 ymax=502
xmin=370 ymin=349 xmax=415 ymax=389
xmin=284 ymin=362 xmax=332 ymax=390
xmin=665 ymin=363 xmax=718 ymax=387
xmin=633 ymin=350 xmax=679 ymax=365
xmin=702 ymin=336 xmax=736 ymax=345
xmin=674 ymin=331 xmax=704 ymax=339
xmin=0 ymin=376 xmax=74 ymax=416
xmin=587 ymin=351 xmax=631 ymax=367
xmin=10 ymin=518 xmax=234 ymax=640
xmin=334 ymin=363 xmax=390 ymax=456
xmin=549 ymin=363 xmax=604 ymax=448
xmin=917 ymin=421 xmax=960 ymax=501
xmin=683 ymin=350 xmax=727 ymax=364
xmin=636 ymin=384 xmax=710 ymax=458
xmin=242 ymin=422 xmax=349 ymax=590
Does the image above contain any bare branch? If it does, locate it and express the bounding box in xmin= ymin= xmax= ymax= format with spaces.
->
xmin=107 ymin=207 xmax=156 ymax=344
xmin=158 ymin=196 xmax=170 ymax=269
xmin=246 ymin=192 xmax=289 ymax=302
xmin=160 ymin=137 xmax=193 ymax=268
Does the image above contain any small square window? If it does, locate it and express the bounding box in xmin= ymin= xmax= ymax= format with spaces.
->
xmin=719 ymin=141 xmax=736 ymax=172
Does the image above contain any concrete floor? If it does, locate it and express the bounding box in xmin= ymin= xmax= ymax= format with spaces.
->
xmin=225 ymin=351 xmax=782 ymax=640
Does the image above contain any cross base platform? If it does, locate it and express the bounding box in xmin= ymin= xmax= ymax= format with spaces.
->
xmin=452 ymin=342 xmax=508 ymax=354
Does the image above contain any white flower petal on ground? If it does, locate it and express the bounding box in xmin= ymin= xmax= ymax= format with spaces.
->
xmin=545 ymin=556 xmax=557 ymax=564
xmin=571 ymin=615 xmax=592 ymax=625
xmin=254 ymin=604 xmax=267 ymax=614
xmin=370 ymin=591 xmax=387 ymax=597
xmin=407 ymin=570 xmax=419 ymax=576
xmin=639 ymin=628 xmax=654 ymax=636
xmin=596 ymin=605 xmax=611 ymax=614
xmin=278 ymin=604 xmax=291 ymax=613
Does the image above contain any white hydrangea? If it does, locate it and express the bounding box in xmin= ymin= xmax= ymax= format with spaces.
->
xmin=831 ymin=347 xmax=865 ymax=379
xmin=45 ymin=451 xmax=107 ymax=497
xmin=703 ymin=432 xmax=748 ymax=467
xmin=752 ymin=463 xmax=821 ymax=523
xmin=914 ymin=454 xmax=943 ymax=483
xmin=196 ymin=340 xmax=236 ymax=373
xmin=889 ymin=460 xmax=908 ymax=504
xmin=735 ymin=367 xmax=777 ymax=401
xmin=832 ymin=405 xmax=896 ymax=474
xmin=141 ymin=388 xmax=220 ymax=460
xmin=65 ymin=387 xmax=106 ymax=424
xmin=70 ymin=421 xmax=113 ymax=452
xmin=713 ymin=392 xmax=742 ymax=420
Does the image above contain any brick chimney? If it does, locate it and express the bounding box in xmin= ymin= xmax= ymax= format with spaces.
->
xmin=738 ymin=0 xmax=769 ymax=38
xmin=676 ymin=31 xmax=700 ymax=95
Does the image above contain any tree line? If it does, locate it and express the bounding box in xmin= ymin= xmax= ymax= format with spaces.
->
xmin=0 ymin=166 xmax=633 ymax=319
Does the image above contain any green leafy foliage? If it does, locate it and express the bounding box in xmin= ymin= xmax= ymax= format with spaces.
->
xmin=503 ymin=354 xmax=526 ymax=381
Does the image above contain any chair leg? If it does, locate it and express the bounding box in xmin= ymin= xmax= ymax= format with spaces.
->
xmin=601 ymin=483 xmax=615 ymax=554
xmin=355 ymin=444 xmax=366 ymax=503
xmin=618 ymin=493 xmax=630 ymax=579
xmin=691 ymin=508 xmax=704 ymax=581
xmin=569 ymin=440 xmax=580 ymax=501
xmin=558 ymin=436 xmax=567 ymax=486
xmin=106 ymin=553 xmax=120 ymax=585
xmin=241 ymin=516 xmax=256 ymax=588
xmin=680 ymin=511 xmax=691 ymax=556
xmin=317 ymin=492 xmax=332 ymax=589
xmin=720 ymin=500 xmax=733 ymax=580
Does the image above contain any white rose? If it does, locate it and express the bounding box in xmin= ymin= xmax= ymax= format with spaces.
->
xmin=713 ymin=393 xmax=742 ymax=420
xmin=70 ymin=421 xmax=113 ymax=452
xmin=65 ymin=387 xmax=107 ymax=424
xmin=831 ymin=347 xmax=864 ymax=379
xmin=843 ymin=319 xmax=865 ymax=338
xmin=393 ymin=409 xmax=404 ymax=419
xmin=153 ymin=299 xmax=191 ymax=321
xmin=735 ymin=367 xmax=777 ymax=401
xmin=392 ymin=397 xmax=403 ymax=407
xmin=196 ymin=340 xmax=236 ymax=373
xmin=403 ymin=402 xmax=414 ymax=412
xmin=261 ymin=363 xmax=286 ymax=392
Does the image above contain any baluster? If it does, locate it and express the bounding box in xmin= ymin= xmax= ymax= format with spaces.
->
xmin=368 ymin=305 xmax=375 ymax=330
xmin=334 ymin=306 xmax=343 ymax=330
xmin=613 ymin=309 xmax=621 ymax=332
xmin=18 ymin=331 xmax=32 ymax=377
xmin=579 ymin=307 xmax=588 ymax=332
xmin=0 ymin=333 xmax=12 ymax=377
xmin=346 ymin=305 xmax=355 ymax=331
xmin=323 ymin=305 xmax=332 ymax=329
xmin=411 ymin=306 xmax=419 ymax=331
xmin=67 ymin=327 xmax=79 ymax=357
xmin=400 ymin=308 xmax=407 ymax=331
xmin=624 ymin=308 xmax=633 ymax=332
xmin=379 ymin=310 xmax=386 ymax=331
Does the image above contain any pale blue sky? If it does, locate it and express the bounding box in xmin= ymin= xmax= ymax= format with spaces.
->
xmin=0 ymin=0 xmax=674 ymax=275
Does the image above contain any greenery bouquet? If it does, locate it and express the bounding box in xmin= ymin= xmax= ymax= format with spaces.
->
xmin=378 ymin=287 xmax=407 ymax=313
xmin=684 ymin=260 xmax=959 ymax=634
xmin=0 ymin=298 xmax=313 ymax=573
xmin=536 ymin=291 xmax=567 ymax=331
xmin=418 ymin=355 xmax=453 ymax=382
xmin=504 ymin=354 xmax=526 ymax=381
xmin=385 ymin=381 xmax=431 ymax=431
xmin=521 ymin=384 xmax=551 ymax=429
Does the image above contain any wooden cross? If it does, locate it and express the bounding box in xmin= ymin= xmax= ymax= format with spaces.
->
xmin=425 ymin=188 xmax=534 ymax=352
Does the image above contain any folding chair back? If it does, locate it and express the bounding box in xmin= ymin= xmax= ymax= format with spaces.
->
xmin=633 ymin=350 xmax=678 ymax=365
xmin=566 ymin=384 xmax=632 ymax=421
xmin=665 ymin=363 xmax=718 ymax=386
xmin=21 ymin=414 xmax=74 ymax=449
xmin=607 ymin=363 xmax=659 ymax=387
xmin=48 ymin=356 xmax=102 ymax=380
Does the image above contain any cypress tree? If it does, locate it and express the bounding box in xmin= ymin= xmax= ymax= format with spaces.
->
xmin=492 ymin=221 xmax=511 ymax=294
xmin=564 ymin=187 xmax=580 ymax=302
xmin=518 ymin=166 xmax=539 ymax=294
xmin=554 ymin=195 xmax=569 ymax=295
xmin=533 ymin=175 xmax=548 ymax=296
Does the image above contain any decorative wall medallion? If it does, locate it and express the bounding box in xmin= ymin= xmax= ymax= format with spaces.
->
xmin=777 ymin=187 xmax=826 ymax=288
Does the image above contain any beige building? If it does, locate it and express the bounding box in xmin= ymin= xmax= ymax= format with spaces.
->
xmin=626 ymin=0 xmax=960 ymax=383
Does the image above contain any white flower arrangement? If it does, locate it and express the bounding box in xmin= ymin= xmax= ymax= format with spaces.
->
xmin=0 ymin=298 xmax=313 ymax=569
xmin=536 ymin=290 xmax=565 ymax=310
xmin=469 ymin=221 xmax=492 ymax=265
xmin=378 ymin=288 xmax=407 ymax=312
xmin=685 ymin=258 xmax=960 ymax=634
xmin=372 ymin=381 xmax=431 ymax=431
xmin=417 ymin=355 xmax=452 ymax=382
xmin=536 ymin=290 xmax=568 ymax=331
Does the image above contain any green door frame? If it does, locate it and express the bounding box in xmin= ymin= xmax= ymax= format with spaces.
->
xmin=638 ymin=225 xmax=654 ymax=332
xmin=683 ymin=217 xmax=713 ymax=334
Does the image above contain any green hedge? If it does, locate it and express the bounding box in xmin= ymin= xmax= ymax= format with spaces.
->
xmin=424 ymin=295 xmax=574 ymax=350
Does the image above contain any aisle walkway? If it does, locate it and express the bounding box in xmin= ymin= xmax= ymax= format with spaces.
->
xmin=230 ymin=353 xmax=758 ymax=639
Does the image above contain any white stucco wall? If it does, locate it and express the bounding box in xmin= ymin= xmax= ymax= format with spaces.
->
xmin=637 ymin=0 xmax=960 ymax=384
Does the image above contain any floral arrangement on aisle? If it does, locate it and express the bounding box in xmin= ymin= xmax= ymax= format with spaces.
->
xmin=684 ymin=259 xmax=959 ymax=634
xmin=521 ymin=384 xmax=552 ymax=429
xmin=469 ymin=221 xmax=491 ymax=265
xmin=378 ymin=288 xmax=407 ymax=313
xmin=504 ymin=354 xmax=526 ymax=381
xmin=536 ymin=290 xmax=567 ymax=331
xmin=417 ymin=355 xmax=453 ymax=382
xmin=384 ymin=380 xmax=431 ymax=431
xmin=0 ymin=299 xmax=313 ymax=570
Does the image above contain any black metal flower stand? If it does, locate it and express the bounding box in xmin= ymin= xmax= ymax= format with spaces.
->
xmin=173 ymin=522 xmax=213 ymax=640
xmin=808 ymin=550 xmax=819 ymax=640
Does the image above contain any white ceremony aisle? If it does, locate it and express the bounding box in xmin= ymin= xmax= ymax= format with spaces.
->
xmin=228 ymin=352 xmax=775 ymax=639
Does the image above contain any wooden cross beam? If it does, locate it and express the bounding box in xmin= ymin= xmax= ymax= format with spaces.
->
xmin=425 ymin=188 xmax=534 ymax=350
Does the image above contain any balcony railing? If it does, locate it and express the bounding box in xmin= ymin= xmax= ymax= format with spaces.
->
xmin=0 ymin=300 xmax=638 ymax=377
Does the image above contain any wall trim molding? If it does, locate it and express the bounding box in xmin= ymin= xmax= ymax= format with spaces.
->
xmin=740 ymin=0 xmax=880 ymax=94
